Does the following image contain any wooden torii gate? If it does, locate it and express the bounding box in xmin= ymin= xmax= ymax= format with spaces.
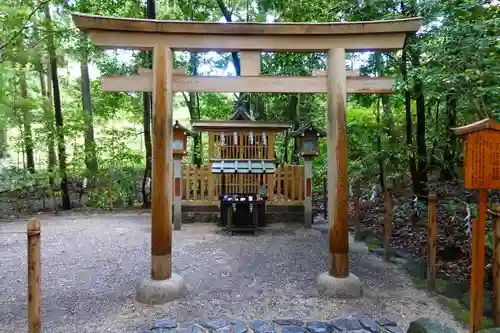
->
xmin=72 ymin=13 xmax=421 ymax=303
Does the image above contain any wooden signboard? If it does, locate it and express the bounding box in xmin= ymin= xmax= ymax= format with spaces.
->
xmin=452 ymin=118 xmax=500 ymax=333
xmin=453 ymin=118 xmax=500 ymax=190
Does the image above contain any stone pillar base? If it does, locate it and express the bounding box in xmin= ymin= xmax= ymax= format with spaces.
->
xmin=136 ymin=273 xmax=187 ymax=304
xmin=316 ymin=272 xmax=362 ymax=299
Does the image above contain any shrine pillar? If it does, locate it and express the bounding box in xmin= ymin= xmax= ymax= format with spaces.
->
xmin=316 ymin=48 xmax=362 ymax=298
xmin=136 ymin=46 xmax=187 ymax=304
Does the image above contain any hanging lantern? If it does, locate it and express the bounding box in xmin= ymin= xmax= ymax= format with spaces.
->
xmin=234 ymin=131 xmax=238 ymax=145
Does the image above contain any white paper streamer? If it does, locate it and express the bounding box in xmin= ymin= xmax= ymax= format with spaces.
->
xmin=249 ymin=131 xmax=254 ymax=144
xmin=262 ymin=132 xmax=267 ymax=146
xmin=220 ymin=132 xmax=225 ymax=146
xmin=234 ymin=132 xmax=238 ymax=145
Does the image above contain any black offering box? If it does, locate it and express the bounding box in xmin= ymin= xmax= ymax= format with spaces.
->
xmin=219 ymin=193 xmax=267 ymax=234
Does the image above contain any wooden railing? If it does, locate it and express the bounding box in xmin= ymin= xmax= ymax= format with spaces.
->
xmin=180 ymin=164 xmax=304 ymax=204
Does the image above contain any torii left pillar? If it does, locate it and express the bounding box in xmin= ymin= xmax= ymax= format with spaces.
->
xmin=136 ymin=46 xmax=187 ymax=304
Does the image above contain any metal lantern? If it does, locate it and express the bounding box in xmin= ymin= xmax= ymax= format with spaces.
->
xmin=288 ymin=122 xmax=326 ymax=156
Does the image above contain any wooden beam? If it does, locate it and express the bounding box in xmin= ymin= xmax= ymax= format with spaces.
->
xmin=327 ymin=48 xmax=349 ymax=278
xmin=87 ymin=30 xmax=408 ymax=52
xmin=240 ymin=51 xmax=261 ymax=76
xmin=151 ymin=46 xmax=174 ymax=281
xmin=73 ymin=13 xmax=422 ymax=36
xmin=101 ymin=74 xmax=394 ymax=94
xmin=313 ymin=69 xmax=359 ymax=77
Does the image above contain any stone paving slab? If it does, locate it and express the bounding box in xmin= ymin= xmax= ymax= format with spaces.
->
xmin=150 ymin=316 xmax=405 ymax=333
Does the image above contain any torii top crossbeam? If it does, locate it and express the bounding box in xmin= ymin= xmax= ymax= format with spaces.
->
xmin=72 ymin=13 xmax=421 ymax=51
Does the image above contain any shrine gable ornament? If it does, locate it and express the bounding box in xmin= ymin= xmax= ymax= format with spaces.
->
xmin=451 ymin=118 xmax=500 ymax=190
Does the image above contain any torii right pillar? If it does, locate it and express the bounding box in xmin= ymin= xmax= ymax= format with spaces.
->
xmin=316 ymin=48 xmax=362 ymax=298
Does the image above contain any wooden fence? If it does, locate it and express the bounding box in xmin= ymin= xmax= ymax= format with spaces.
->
xmin=180 ymin=164 xmax=304 ymax=204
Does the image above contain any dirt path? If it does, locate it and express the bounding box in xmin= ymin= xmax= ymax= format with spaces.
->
xmin=0 ymin=212 xmax=465 ymax=333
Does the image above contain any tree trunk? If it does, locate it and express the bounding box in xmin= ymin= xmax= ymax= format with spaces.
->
xmin=188 ymin=52 xmax=202 ymax=166
xmin=38 ymin=59 xmax=58 ymax=213
xmin=374 ymin=52 xmax=385 ymax=191
xmin=216 ymin=0 xmax=241 ymax=75
xmin=45 ymin=3 xmax=70 ymax=210
xmin=19 ymin=66 xmax=35 ymax=173
xmin=288 ymin=94 xmax=300 ymax=164
xmin=401 ymin=44 xmax=418 ymax=193
xmin=441 ymin=95 xmax=457 ymax=180
xmin=141 ymin=0 xmax=155 ymax=208
xmin=80 ymin=35 xmax=98 ymax=186
xmin=411 ymin=50 xmax=427 ymax=196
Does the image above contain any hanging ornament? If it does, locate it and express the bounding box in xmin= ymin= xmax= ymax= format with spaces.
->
xmin=249 ymin=131 xmax=254 ymax=144
xmin=220 ymin=132 xmax=225 ymax=146
xmin=262 ymin=131 xmax=267 ymax=146
xmin=249 ymin=203 xmax=253 ymax=213
xmin=234 ymin=132 xmax=238 ymax=145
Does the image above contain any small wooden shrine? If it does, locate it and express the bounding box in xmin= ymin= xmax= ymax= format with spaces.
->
xmin=189 ymin=103 xmax=300 ymax=203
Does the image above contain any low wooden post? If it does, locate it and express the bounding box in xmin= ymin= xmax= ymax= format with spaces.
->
xmin=353 ymin=181 xmax=361 ymax=241
xmin=427 ymin=191 xmax=437 ymax=290
xmin=27 ymin=219 xmax=41 ymax=333
xmin=173 ymin=157 xmax=182 ymax=230
xmin=323 ymin=175 xmax=327 ymax=219
xmin=491 ymin=203 xmax=500 ymax=326
xmin=384 ymin=186 xmax=393 ymax=261
xmin=303 ymin=156 xmax=313 ymax=228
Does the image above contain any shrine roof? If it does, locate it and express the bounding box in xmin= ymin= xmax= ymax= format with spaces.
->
xmin=72 ymin=13 xmax=422 ymax=36
xmin=288 ymin=122 xmax=327 ymax=137
xmin=174 ymin=120 xmax=197 ymax=137
xmin=451 ymin=118 xmax=500 ymax=136
xmin=191 ymin=120 xmax=292 ymax=132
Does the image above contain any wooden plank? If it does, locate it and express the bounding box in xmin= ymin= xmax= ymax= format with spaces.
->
xmin=150 ymin=46 xmax=173 ymax=280
xmin=181 ymin=200 xmax=219 ymax=206
xmin=313 ymin=69 xmax=359 ymax=77
xmin=87 ymin=30 xmax=408 ymax=52
xmin=101 ymin=73 xmax=395 ymax=94
xmin=327 ymin=48 xmax=349 ymax=278
xmin=27 ymin=219 xmax=41 ymax=333
xmin=353 ymin=181 xmax=361 ymax=240
xmin=240 ymin=51 xmax=261 ymax=76
xmin=493 ymin=204 xmax=500 ymax=326
xmin=267 ymin=201 xmax=303 ymax=206
xmin=73 ymin=13 xmax=422 ymax=36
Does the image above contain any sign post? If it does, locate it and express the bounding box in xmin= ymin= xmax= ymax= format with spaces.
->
xmin=452 ymin=118 xmax=500 ymax=333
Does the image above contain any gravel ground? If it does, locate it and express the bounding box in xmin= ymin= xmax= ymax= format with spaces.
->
xmin=0 ymin=212 xmax=465 ymax=333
